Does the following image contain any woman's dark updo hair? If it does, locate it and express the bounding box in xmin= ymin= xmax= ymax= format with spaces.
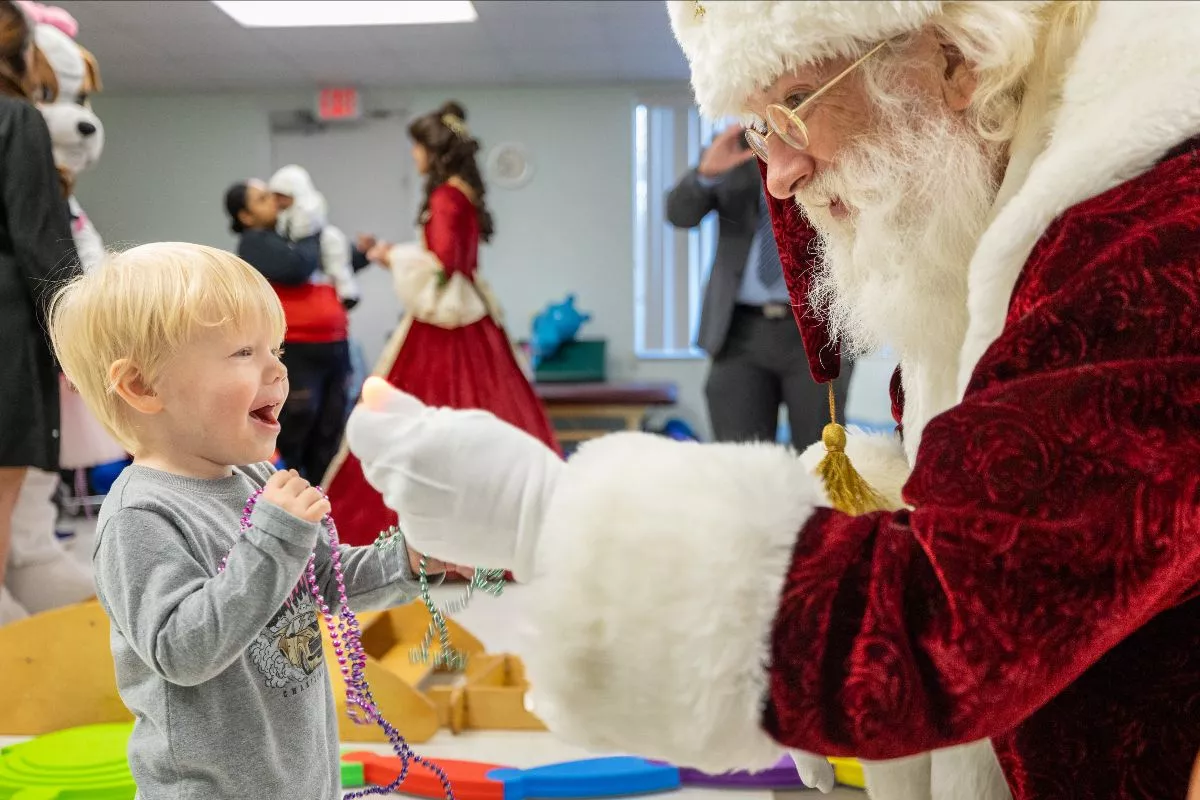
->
xmin=224 ymin=181 xmax=251 ymax=235
xmin=408 ymin=101 xmax=495 ymax=243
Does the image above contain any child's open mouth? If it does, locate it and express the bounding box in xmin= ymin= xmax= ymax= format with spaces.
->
xmin=249 ymin=403 xmax=281 ymax=430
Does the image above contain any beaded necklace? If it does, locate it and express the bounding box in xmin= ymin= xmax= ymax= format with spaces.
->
xmin=373 ymin=525 xmax=506 ymax=668
xmin=222 ymin=490 xmax=504 ymax=799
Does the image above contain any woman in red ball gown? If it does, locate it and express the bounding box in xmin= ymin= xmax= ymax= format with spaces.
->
xmin=323 ymin=101 xmax=559 ymax=548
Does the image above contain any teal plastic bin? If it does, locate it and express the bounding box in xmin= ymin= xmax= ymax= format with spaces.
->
xmin=531 ymin=339 xmax=607 ymax=383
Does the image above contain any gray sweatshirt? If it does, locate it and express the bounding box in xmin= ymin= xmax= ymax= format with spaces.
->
xmin=93 ymin=462 xmax=419 ymax=800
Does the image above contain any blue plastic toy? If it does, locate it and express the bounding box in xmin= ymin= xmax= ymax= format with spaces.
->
xmin=657 ymin=418 xmax=700 ymax=442
xmin=530 ymin=295 xmax=591 ymax=367
xmin=490 ymin=756 xmax=681 ymax=799
xmin=88 ymin=458 xmax=131 ymax=496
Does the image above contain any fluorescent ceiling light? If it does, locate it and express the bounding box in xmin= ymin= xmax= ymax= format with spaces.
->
xmin=211 ymin=1 xmax=478 ymax=28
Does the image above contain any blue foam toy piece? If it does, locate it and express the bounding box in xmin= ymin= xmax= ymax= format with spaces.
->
xmin=488 ymin=756 xmax=680 ymax=799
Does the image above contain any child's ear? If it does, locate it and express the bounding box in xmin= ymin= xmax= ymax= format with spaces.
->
xmin=109 ymin=359 xmax=163 ymax=415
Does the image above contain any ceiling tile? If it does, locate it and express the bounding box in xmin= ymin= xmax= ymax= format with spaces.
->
xmin=51 ymin=0 xmax=690 ymax=92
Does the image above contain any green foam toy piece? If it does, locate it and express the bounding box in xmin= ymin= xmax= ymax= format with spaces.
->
xmin=1 ymin=724 xmax=360 ymax=798
xmin=340 ymin=758 xmax=365 ymax=789
xmin=0 ymin=723 xmax=135 ymax=799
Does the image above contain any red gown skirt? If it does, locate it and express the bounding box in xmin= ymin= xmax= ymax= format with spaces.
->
xmin=323 ymin=314 xmax=560 ymax=548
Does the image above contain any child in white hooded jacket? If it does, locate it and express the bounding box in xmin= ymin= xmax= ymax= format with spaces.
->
xmin=268 ymin=165 xmax=361 ymax=310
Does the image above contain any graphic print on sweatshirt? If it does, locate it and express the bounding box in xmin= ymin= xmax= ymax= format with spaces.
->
xmin=248 ymin=588 xmax=326 ymax=696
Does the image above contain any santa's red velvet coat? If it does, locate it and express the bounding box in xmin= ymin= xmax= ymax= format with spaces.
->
xmin=763 ymin=137 xmax=1200 ymax=800
xmin=516 ymin=5 xmax=1200 ymax=799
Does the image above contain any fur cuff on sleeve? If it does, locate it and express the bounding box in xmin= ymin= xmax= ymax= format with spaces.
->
xmin=389 ymin=243 xmax=487 ymax=329
xmin=521 ymin=432 xmax=825 ymax=773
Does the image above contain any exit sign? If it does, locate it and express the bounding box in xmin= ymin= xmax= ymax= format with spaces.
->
xmin=317 ymin=87 xmax=361 ymax=121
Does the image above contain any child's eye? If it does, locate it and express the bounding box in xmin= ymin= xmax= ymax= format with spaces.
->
xmin=273 ymin=347 xmax=286 ymax=359
xmin=231 ymin=347 xmax=253 ymax=358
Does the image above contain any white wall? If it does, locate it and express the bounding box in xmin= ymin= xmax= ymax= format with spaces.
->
xmin=75 ymin=92 xmax=283 ymax=249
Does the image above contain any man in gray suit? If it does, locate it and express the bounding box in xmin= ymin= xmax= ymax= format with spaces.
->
xmin=667 ymin=125 xmax=848 ymax=450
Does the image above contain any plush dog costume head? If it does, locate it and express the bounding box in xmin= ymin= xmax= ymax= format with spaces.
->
xmin=20 ymin=1 xmax=103 ymax=179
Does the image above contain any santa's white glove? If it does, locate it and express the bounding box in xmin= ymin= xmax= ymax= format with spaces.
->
xmin=789 ymin=750 xmax=836 ymax=794
xmin=345 ymin=377 xmax=562 ymax=581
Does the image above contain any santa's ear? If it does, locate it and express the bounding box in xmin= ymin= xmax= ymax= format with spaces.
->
xmin=79 ymin=45 xmax=102 ymax=93
xmin=936 ymin=37 xmax=978 ymax=113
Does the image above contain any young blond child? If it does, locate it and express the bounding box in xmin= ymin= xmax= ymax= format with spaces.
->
xmin=48 ymin=242 xmax=450 ymax=800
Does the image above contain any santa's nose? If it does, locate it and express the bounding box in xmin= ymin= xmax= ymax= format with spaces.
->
xmin=77 ymin=121 xmax=96 ymax=136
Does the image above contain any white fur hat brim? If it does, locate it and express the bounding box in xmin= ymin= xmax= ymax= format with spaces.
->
xmin=667 ymin=0 xmax=942 ymax=118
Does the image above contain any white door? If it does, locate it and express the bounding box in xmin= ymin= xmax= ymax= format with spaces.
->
xmin=270 ymin=113 xmax=417 ymax=370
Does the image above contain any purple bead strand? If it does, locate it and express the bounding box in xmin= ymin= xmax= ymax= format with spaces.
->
xmin=222 ymin=488 xmax=456 ymax=800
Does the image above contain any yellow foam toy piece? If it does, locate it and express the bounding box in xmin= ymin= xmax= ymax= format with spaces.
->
xmin=324 ymin=602 xmax=491 ymax=743
xmin=829 ymin=756 xmax=866 ymax=789
xmin=0 ymin=601 xmax=133 ymax=736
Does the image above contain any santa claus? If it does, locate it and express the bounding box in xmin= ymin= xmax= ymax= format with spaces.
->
xmin=345 ymin=2 xmax=1200 ymax=799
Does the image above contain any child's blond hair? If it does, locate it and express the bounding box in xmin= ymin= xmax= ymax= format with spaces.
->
xmin=48 ymin=242 xmax=287 ymax=453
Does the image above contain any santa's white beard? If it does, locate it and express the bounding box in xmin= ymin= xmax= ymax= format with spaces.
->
xmin=797 ymin=99 xmax=1000 ymax=363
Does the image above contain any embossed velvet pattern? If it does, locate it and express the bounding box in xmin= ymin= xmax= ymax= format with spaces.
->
xmin=761 ymin=143 xmax=1200 ymax=799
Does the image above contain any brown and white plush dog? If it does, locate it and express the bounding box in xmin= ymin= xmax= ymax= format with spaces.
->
xmin=26 ymin=1 xmax=105 ymax=268
xmin=0 ymin=2 xmax=110 ymax=626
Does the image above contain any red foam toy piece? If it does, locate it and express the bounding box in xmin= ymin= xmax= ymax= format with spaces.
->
xmin=341 ymin=751 xmax=510 ymax=800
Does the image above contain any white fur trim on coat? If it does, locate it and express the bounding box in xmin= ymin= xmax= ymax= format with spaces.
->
xmin=388 ymin=242 xmax=488 ymax=329
xmin=956 ymin=0 xmax=1200 ymax=396
xmin=668 ymin=0 xmax=942 ymax=118
xmin=522 ymin=432 xmax=825 ymax=773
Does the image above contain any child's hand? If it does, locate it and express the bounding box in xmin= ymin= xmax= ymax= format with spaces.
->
xmin=262 ymin=469 xmax=330 ymax=523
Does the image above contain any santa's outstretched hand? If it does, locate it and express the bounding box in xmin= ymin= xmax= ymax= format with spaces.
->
xmin=345 ymin=376 xmax=837 ymax=794
xmin=346 ymin=377 xmax=562 ymax=582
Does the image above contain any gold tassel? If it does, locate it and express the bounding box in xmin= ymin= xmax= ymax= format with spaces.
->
xmin=815 ymin=382 xmax=890 ymax=515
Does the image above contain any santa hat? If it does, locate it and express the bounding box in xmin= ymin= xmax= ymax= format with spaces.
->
xmin=667 ymin=0 xmax=941 ymax=119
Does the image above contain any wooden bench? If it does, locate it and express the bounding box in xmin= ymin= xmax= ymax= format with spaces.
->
xmin=535 ymin=381 xmax=678 ymax=447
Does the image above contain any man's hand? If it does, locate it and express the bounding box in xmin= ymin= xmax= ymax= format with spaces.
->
xmin=406 ymin=546 xmax=473 ymax=580
xmin=698 ymin=124 xmax=756 ymax=177
xmin=346 ymin=378 xmax=563 ymax=581
xmin=262 ymin=469 xmax=330 ymax=523
xmin=356 ymin=233 xmax=378 ymax=254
